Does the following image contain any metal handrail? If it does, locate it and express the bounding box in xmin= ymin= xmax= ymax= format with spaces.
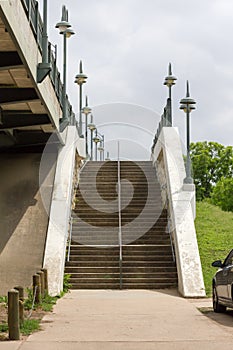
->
xmin=117 ymin=141 xmax=123 ymax=289
xmin=151 ymin=98 xmax=171 ymax=153
xmin=167 ymin=218 xmax=176 ymax=262
xmin=67 ymin=217 xmax=73 ymax=262
xmin=67 ymin=177 xmax=75 ymax=262
xmin=66 ymin=159 xmax=89 ymax=261
xmin=78 ymin=159 xmax=89 ymax=180
xmin=164 ymin=190 xmax=176 ymax=263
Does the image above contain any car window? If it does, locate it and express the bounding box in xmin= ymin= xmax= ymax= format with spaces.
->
xmin=224 ymin=250 xmax=233 ymax=267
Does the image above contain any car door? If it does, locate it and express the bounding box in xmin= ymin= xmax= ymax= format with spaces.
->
xmin=215 ymin=250 xmax=233 ymax=302
xmin=226 ymin=250 xmax=233 ymax=302
xmin=220 ymin=250 xmax=233 ymax=302
xmin=215 ymin=267 xmax=228 ymax=301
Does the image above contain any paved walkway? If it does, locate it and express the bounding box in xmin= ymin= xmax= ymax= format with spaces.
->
xmin=1 ymin=290 xmax=233 ymax=349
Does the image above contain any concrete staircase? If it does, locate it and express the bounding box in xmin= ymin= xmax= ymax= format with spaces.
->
xmin=65 ymin=161 xmax=177 ymax=289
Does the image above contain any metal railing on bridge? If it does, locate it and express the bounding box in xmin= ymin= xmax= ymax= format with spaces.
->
xmin=20 ymin=0 xmax=75 ymax=127
xmin=151 ymin=98 xmax=171 ymax=153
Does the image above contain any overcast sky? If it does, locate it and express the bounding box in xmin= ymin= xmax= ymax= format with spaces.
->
xmin=38 ymin=0 xmax=233 ymax=159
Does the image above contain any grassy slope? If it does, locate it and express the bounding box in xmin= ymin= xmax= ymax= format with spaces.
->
xmin=195 ymin=201 xmax=233 ymax=296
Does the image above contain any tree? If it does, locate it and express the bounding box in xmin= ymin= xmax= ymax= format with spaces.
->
xmin=211 ymin=177 xmax=233 ymax=211
xmin=190 ymin=141 xmax=233 ymax=201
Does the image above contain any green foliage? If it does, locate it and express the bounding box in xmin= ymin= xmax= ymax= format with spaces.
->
xmin=24 ymin=288 xmax=59 ymax=312
xmin=195 ymin=201 xmax=233 ymax=296
xmin=24 ymin=288 xmax=34 ymax=311
xmin=0 ymin=275 xmax=71 ymax=338
xmin=190 ymin=141 xmax=233 ymax=201
xmin=0 ymin=323 xmax=8 ymax=333
xmin=20 ymin=319 xmax=40 ymax=336
xmin=40 ymin=294 xmax=58 ymax=312
xmin=0 ymin=296 xmax=7 ymax=304
xmin=211 ymin=177 xmax=233 ymax=212
xmin=24 ymin=274 xmax=71 ymax=313
xmin=63 ymin=274 xmax=71 ymax=294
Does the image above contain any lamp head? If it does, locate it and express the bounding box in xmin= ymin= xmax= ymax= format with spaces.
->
xmin=93 ymin=136 xmax=101 ymax=144
xmin=75 ymin=73 xmax=87 ymax=85
xmin=180 ymin=104 xmax=196 ymax=113
xmin=82 ymin=106 xmax=92 ymax=115
xmin=164 ymin=63 xmax=177 ymax=87
xmin=55 ymin=20 xmax=71 ymax=33
xmin=82 ymin=96 xmax=92 ymax=115
xmin=88 ymin=123 xmax=96 ymax=131
xmin=56 ymin=5 xmax=72 ymax=33
xmin=180 ymin=81 xmax=196 ymax=108
xmin=64 ymin=28 xmax=75 ymax=38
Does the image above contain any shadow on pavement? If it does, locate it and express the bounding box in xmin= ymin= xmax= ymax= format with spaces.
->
xmin=199 ymin=307 xmax=233 ymax=328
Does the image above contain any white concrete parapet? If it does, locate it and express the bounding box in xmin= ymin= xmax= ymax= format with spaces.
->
xmin=151 ymin=127 xmax=206 ymax=297
xmin=43 ymin=126 xmax=85 ymax=296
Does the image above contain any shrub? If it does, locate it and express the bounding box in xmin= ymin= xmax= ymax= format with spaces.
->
xmin=211 ymin=177 xmax=233 ymax=212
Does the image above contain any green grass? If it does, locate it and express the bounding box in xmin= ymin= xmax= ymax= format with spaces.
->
xmin=0 ymin=319 xmax=40 ymax=336
xmin=20 ymin=319 xmax=40 ymax=336
xmin=0 ymin=323 xmax=8 ymax=333
xmin=24 ymin=274 xmax=71 ymax=311
xmin=24 ymin=289 xmax=59 ymax=312
xmin=40 ymin=294 xmax=58 ymax=312
xmin=0 ymin=274 xmax=72 ymax=338
xmin=60 ymin=274 xmax=71 ymax=297
xmin=195 ymin=201 xmax=233 ymax=296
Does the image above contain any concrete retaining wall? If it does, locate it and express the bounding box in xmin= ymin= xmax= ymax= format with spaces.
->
xmin=0 ymin=151 xmax=57 ymax=295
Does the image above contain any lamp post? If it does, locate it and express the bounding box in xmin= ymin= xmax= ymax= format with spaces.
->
xmin=98 ymin=134 xmax=105 ymax=161
xmin=180 ymin=81 xmax=196 ymax=184
xmin=105 ymin=151 xmax=110 ymax=161
xmin=93 ymin=130 xmax=101 ymax=161
xmin=164 ymin=63 xmax=177 ymax=125
xmin=82 ymin=96 xmax=92 ymax=157
xmin=87 ymin=114 xmax=96 ymax=160
xmin=98 ymin=141 xmax=104 ymax=161
xmin=75 ymin=61 xmax=88 ymax=136
xmin=56 ymin=6 xmax=75 ymax=132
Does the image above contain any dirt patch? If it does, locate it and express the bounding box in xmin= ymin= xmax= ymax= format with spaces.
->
xmin=0 ymin=301 xmax=49 ymax=341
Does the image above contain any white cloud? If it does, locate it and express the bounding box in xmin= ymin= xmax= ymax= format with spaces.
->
xmin=38 ymin=0 xmax=233 ymax=159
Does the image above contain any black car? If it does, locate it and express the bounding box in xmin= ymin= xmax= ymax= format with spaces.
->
xmin=212 ymin=249 xmax=233 ymax=313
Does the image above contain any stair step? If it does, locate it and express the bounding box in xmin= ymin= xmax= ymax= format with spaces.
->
xmin=65 ymin=266 xmax=177 ymax=273
xmin=66 ymin=261 xmax=175 ymax=267
xmin=69 ymin=276 xmax=177 ymax=282
xmin=69 ymin=246 xmax=172 ymax=252
xmin=70 ymin=243 xmax=171 ymax=247
xmin=66 ymin=161 xmax=177 ymax=290
xmin=67 ymin=272 xmax=177 ymax=279
xmin=71 ymin=237 xmax=170 ymax=241
xmin=68 ymin=255 xmax=174 ymax=262
xmin=69 ymin=244 xmax=170 ymax=249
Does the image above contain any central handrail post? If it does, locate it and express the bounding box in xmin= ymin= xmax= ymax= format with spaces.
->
xmin=117 ymin=141 xmax=123 ymax=289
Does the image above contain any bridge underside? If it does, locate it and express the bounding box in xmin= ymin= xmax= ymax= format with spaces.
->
xmin=0 ymin=16 xmax=59 ymax=152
